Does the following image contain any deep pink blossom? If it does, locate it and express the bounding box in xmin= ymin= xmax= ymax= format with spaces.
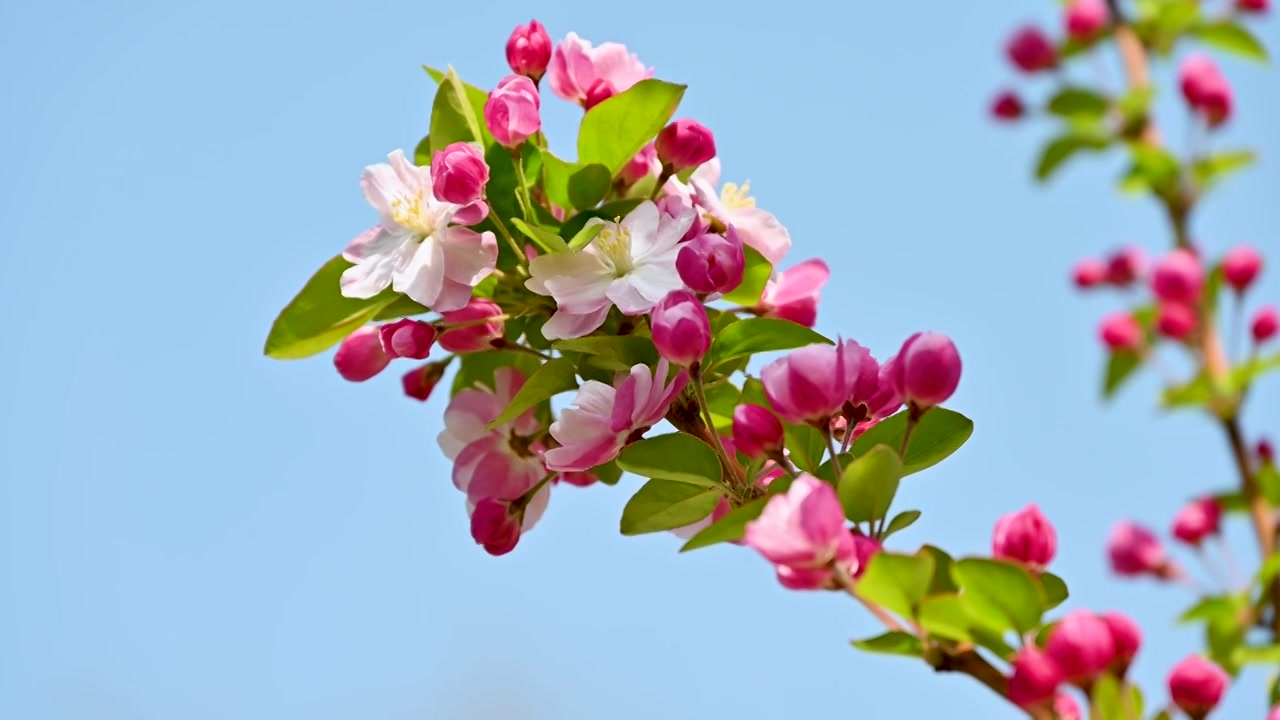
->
xmin=1099 ymin=312 xmax=1143 ymax=352
xmin=1046 ymin=610 xmax=1116 ymax=682
xmin=1172 ymin=498 xmax=1222 ymax=546
xmin=1073 ymin=259 xmax=1106 ymax=288
xmin=1006 ymin=25 xmax=1057 ymax=73
xmin=334 ymin=325 xmax=391 ymax=382
xmin=745 ymin=474 xmax=856 ymax=588
xmin=992 ymin=504 xmax=1057 ymax=570
xmin=655 ymin=119 xmax=717 ymax=171
xmin=1108 ymin=520 xmax=1174 ymax=578
xmin=1253 ymin=305 xmax=1279 ymax=344
xmin=1156 ymin=302 xmax=1197 ymax=341
xmin=1101 ymin=611 xmax=1142 ymax=675
xmin=401 ymin=360 xmax=447 ymax=402
xmin=379 ymin=318 xmax=436 ymax=360
xmin=547 ymin=32 xmax=651 ymax=105
xmin=484 ymin=74 xmax=541 ymax=148
xmin=437 ymin=298 xmax=505 ymax=353
xmin=505 ymin=20 xmax=552 ymax=81
xmin=470 ymin=498 xmax=522 ymax=555
xmin=1007 ymin=647 xmax=1063 ymax=709
xmin=666 ymin=159 xmax=792 ymax=265
xmin=1104 ymin=246 xmax=1146 ymax=286
xmin=1167 ymin=655 xmax=1228 ymax=719
xmin=1065 ymin=0 xmax=1108 ymax=40
xmin=650 ymin=290 xmax=711 ymax=366
xmin=991 ymin=90 xmax=1025 ymax=121
xmin=762 ymin=341 xmax=859 ymax=424
xmin=1152 ymin=249 xmax=1204 ymax=304
xmin=733 ymin=404 xmax=785 ymax=460
xmin=430 ymin=142 xmax=489 ymax=206
xmin=756 ymin=259 xmax=829 ymax=327
xmin=1222 ymin=245 xmax=1262 ymax=293
xmin=1179 ymin=54 xmax=1233 ymax=127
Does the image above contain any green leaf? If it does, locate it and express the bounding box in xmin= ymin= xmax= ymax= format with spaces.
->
xmin=452 ymin=351 xmax=541 ymax=395
xmin=264 ymin=255 xmax=399 ymax=359
xmin=1193 ymin=21 xmax=1269 ymax=62
xmin=578 ymin=79 xmax=686 ymax=175
xmin=1234 ymin=644 xmax=1280 ymax=665
xmin=1179 ymin=594 xmax=1246 ymax=624
xmin=1037 ymin=572 xmax=1069 ymax=611
xmin=706 ymin=317 xmax=831 ymax=369
xmin=619 ymin=480 xmax=722 ymax=535
xmin=850 ymin=631 xmax=923 ymax=658
xmin=838 ymin=445 xmax=903 ymax=523
xmin=486 ymin=357 xmax=578 ymax=430
xmin=565 ymin=222 xmax=604 ymax=251
xmin=919 ymin=545 xmax=958 ymax=594
xmin=372 ymin=294 xmax=430 ymax=321
xmin=1104 ymin=351 xmax=1142 ymax=398
xmin=680 ymin=497 xmax=769 ymax=551
xmin=617 ymin=433 xmax=723 ymax=487
xmin=1120 ymin=145 xmax=1181 ymax=197
xmin=783 ymin=423 xmax=826 ymax=475
xmin=509 ymin=218 xmax=568 ymax=254
xmin=1231 ymin=352 xmax=1280 ymax=394
xmin=952 ymin=558 xmax=1044 ymax=634
xmin=1193 ymin=150 xmax=1256 ymax=190
xmin=567 ymin=163 xmax=611 ymax=211
xmin=426 ymin=66 xmax=487 ymax=155
xmin=1162 ymin=372 xmax=1215 ymax=410
xmin=1091 ymin=674 xmax=1123 ymax=720
xmin=1046 ymin=87 xmax=1110 ymax=119
xmin=1261 ymin=467 xmax=1280 ymax=507
xmin=413 ymin=134 xmax=432 ymax=165
xmin=703 ymin=381 xmax=741 ymax=433
xmin=918 ymin=594 xmax=973 ymax=642
xmin=883 ymin=510 xmax=922 ymax=538
xmin=593 ymin=459 xmax=622 ymax=486
xmin=850 ymin=409 xmax=974 ymax=476
xmin=720 ymin=246 xmax=773 ymax=306
xmin=741 ymin=377 xmax=768 ymax=408
xmin=857 ymin=552 xmax=934 ymax=620
xmin=553 ymin=336 xmax=657 ymax=370
xmin=1036 ymin=132 xmax=1110 ymax=182
xmin=1260 ymin=551 xmax=1280 ymax=587
xmin=541 ymin=153 xmax=579 ymax=211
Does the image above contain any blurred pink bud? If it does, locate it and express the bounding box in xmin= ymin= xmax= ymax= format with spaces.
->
xmin=1167 ymin=655 xmax=1228 ymax=719
xmin=470 ymin=498 xmax=522 ymax=556
xmin=1073 ymin=258 xmax=1107 ymax=288
xmin=891 ymin=332 xmax=962 ymax=410
xmin=1253 ymin=305 xmax=1279 ymax=344
xmin=1007 ymin=647 xmax=1064 ymax=709
xmin=1222 ymin=245 xmax=1263 ymax=293
xmin=583 ymin=80 xmax=614 ymax=110
xmin=484 ymin=74 xmax=541 ymax=148
xmin=1108 ymin=520 xmax=1172 ymax=578
xmin=1238 ymin=0 xmax=1270 ymax=11
xmin=1180 ymin=54 xmax=1233 ymax=128
xmin=1172 ymin=497 xmax=1222 ymax=546
xmin=991 ymin=90 xmax=1025 ymax=121
xmin=655 ymin=119 xmax=717 ymax=171
xmin=379 ymin=318 xmax=437 ymax=360
xmin=1065 ymin=0 xmax=1108 ymax=40
xmin=678 ymin=230 xmax=745 ymax=294
xmin=1260 ymin=437 xmax=1275 ymax=464
xmin=1152 ymin=249 xmax=1204 ymax=304
xmin=558 ymin=471 xmax=598 ymax=487
xmin=733 ymin=404 xmax=784 ymax=460
xmin=850 ymin=532 xmax=881 ymax=579
xmin=1099 ymin=312 xmax=1144 ymax=352
xmin=438 ymin=298 xmax=505 ymax=353
xmin=401 ymin=360 xmax=448 ymax=402
xmin=1006 ymin=25 xmax=1058 ymax=73
xmin=745 ymin=474 xmax=855 ymax=587
xmin=1270 ymin=705 xmax=1280 ymax=720
xmin=757 ymin=259 xmax=829 ymax=328
xmin=1104 ymin=246 xmax=1146 ymax=286
xmin=430 ymin=142 xmax=489 ymax=205
xmin=1101 ymin=611 xmax=1142 ymax=674
xmin=650 ymin=290 xmax=711 ymax=366
xmin=1156 ymin=302 xmax=1198 ymax=341
xmin=505 ymin=19 xmax=552 ymax=81
xmin=992 ymin=504 xmax=1057 ymax=570
xmin=763 ymin=341 xmax=860 ymax=424
xmin=1046 ymin=610 xmax=1116 ymax=682
xmin=334 ymin=325 xmax=391 ymax=382
xmin=1054 ymin=693 xmax=1082 ymax=720
xmin=621 ymin=143 xmax=660 ymax=186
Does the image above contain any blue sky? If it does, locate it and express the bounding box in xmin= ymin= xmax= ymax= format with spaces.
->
xmin=2 ymin=1 xmax=1278 ymax=718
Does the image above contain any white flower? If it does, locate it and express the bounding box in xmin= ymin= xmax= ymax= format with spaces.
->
xmin=665 ymin=157 xmax=791 ymax=266
xmin=526 ymin=200 xmax=693 ymax=340
xmin=340 ymin=149 xmax=497 ymax=312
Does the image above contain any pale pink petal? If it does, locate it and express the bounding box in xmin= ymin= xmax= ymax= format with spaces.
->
xmin=340 ymin=233 xmax=414 ymax=299
xmin=619 ymin=200 xmax=661 ymax=257
xmin=728 ymin=206 xmax=791 ymax=266
xmin=541 ymin=305 xmax=611 ymax=340
xmin=693 ymin=158 xmax=721 ymax=187
xmin=388 ymin=149 xmax=429 ymax=196
xmin=589 ymin=42 xmax=651 ymax=93
xmin=361 ymin=161 xmax=404 ymax=226
xmin=522 ymin=482 xmax=552 ymax=531
xmin=768 ymin=259 xmax=830 ymax=306
xmin=440 ymin=226 xmax=499 ymax=285
xmin=392 ymin=236 xmax=445 ymax=308
xmin=606 ymin=276 xmax=657 ymax=315
xmin=432 ymin=278 xmax=478 ymax=314
xmin=342 ymin=226 xmax=390 ymax=263
xmin=610 ymin=372 xmax=641 ymax=433
xmin=453 ymin=200 xmax=488 ymax=226
xmin=543 ymin=431 xmax=621 ymax=472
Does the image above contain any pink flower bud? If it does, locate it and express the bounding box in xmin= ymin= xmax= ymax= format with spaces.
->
xmin=1073 ymin=258 xmax=1107 ymax=288
xmin=991 ymin=90 xmax=1025 ymax=122
xmin=655 ymin=119 xmax=717 ymax=171
xmin=757 ymin=259 xmax=829 ymax=328
xmin=1180 ymin=54 xmax=1233 ymax=128
xmin=484 ymin=74 xmax=541 ymax=149
xmin=1156 ymin=302 xmax=1198 ymax=341
xmin=1054 ymin=693 xmax=1082 ymax=720
xmin=583 ymin=80 xmax=614 ymax=110
xmin=470 ymin=498 xmax=522 ymax=556
xmin=401 ymin=360 xmax=447 ymax=402
xmin=1222 ymin=245 xmax=1263 ymax=293
xmin=677 ymin=230 xmax=746 ymax=294
xmin=762 ymin=341 xmax=860 ymax=424
xmin=1046 ymin=610 xmax=1116 ymax=682
xmin=1259 ymin=437 xmax=1275 ymax=464
xmin=1065 ymin=0 xmax=1108 ymax=40
xmin=850 ymin=532 xmax=882 ymax=579
xmin=733 ymin=404 xmax=784 ymax=460
xmin=992 ymin=504 xmax=1057 ymax=570
xmin=378 ymin=318 xmax=437 ymax=360
xmin=1099 ymin=312 xmax=1144 ymax=352
xmin=438 ymin=298 xmax=505 ymax=353
xmin=1172 ymin=497 xmax=1222 ymax=546
xmin=1152 ymin=249 xmax=1204 ymax=304
xmin=620 ymin=143 xmax=660 ymax=186
xmin=1238 ymin=0 xmax=1270 ymax=11
xmin=650 ymin=290 xmax=711 ymax=366
xmin=1253 ymin=305 xmax=1279 ymax=344
xmin=558 ymin=471 xmax=598 ymax=487
xmin=1270 ymin=705 xmax=1280 ymax=720
xmin=745 ymin=474 xmax=855 ymax=587
xmin=430 ymin=142 xmax=489 ymax=206
xmin=1104 ymin=246 xmax=1146 ymax=286
xmin=505 ymin=19 xmax=552 ymax=81
xmin=333 ymin=325 xmax=391 ymax=382
xmin=1100 ymin=611 xmax=1142 ymax=674
xmin=1006 ymin=25 xmax=1058 ymax=73
xmin=1108 ymin=520 xmax=1171 ymax=577
xmin=891 ymin=332 xmax=962 ymax=410
xmin=1167 ymin=655 xmax=1228 ymax=719
xmin=1007 ymin=647 xmax=1064 ymax=709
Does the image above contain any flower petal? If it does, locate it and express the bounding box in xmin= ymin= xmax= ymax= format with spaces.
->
xmin=392 ymin=236 xmax=445 ymax=308
xmin=541 ymin=305 xmax=611 ymax=340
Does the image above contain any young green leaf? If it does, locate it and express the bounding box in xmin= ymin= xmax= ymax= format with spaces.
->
xmin=720 ymin=246 xmax=773 ymax=306
xmin=593 ymin=459 xmax=623 ymax=486
xmin=426 ymin=67 xmax=487 ymax=155
xmin=783 ymin=423 xmax=826 ymax=475
xmin=579 ymin=79 xmax=686 ymax=175
xmin=617 ymin=433 xmax=723 ymax=487
xmin=1046 ymin=87 xmax=1110 ymax=119
xmin=553 ymin=336 xmax=658 ymax=369
xmin=706 ymin=318 xmax=831 ymax=368
xmin=680 ymin=497 xmax=769 ymax=551
xmin=567 ymin=163 xmax=612 ymax=210
xmin=850 ymin=631 xmax=923 ymax=658
xmin=1193 ymin=21 xmax=1268 ymax=62
xmin=850 ymin=408 xmax=974 ymax=475
xmin=952 ymin=558 xmax=1044 ymax=634
xmin=917 ymin=594 xmax=973 ymax=642
xmin=1037 ymin=572 xmax=1070 ymax=611
xmin=837 ymin=445 xmax=903 ymax=523
xmin=919 ymin=544 xmax=958 ymax=594
xmin=509 ymin=218 xmax=569 ymax=253
xmin=1035 ymin=132 xmax=1110 ymax=182
xmin=264 ymin=255 xmax=399 ymax=360
xmin=856 ymin=552 xmax=934 ymax=620
xmin=1104 ymin=351 xmax=1142 ymax=399
xmin=1193 ymin=150 xmax=1256 ymax=191
xmin=452 ymin=351 xmax=541 ymax=396
xmin=883 ymin=510 xmax=922 ymax=538
xmin=486 ymin=357 xmax=578 ymax=430
xmin=565 ymin=222 xmax=605 ymax=251
xmin=619 ymin=480 xmax=722 ymax=535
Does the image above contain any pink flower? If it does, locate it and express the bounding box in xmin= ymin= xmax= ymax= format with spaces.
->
xmin=1101 ymin=611 xmax=1142 ymax=674
xmin=544 ymin=359 xmax=690 ymax=472
xmin=1260 ymin=437 xmax=1275 ymax=464
xmin=656 ymin=194 xmax=707 ymax=242
xmin=379 ymin=318 xmax=436 ymax=360
xmin=341 ymin=150 xmax=498 ymax=311
xmin=655 ymin=119 xmax=717 ymax=171
xmin=892 ymin=332 xmax=962 ymax=410
xmin=991 ymin=90 xmax=1025 ymax=122
xmin=1065 ymin=0 xmax=1108 ymax=40
xmin=1222 ymin=245 xmax=1262 ymax=293
xmin=1007 ymin=647 xmax=1064 ymax=709
xmin=1108 ymin=520 xmax=1173 ymax=578
xmin=438 ymin=367 xmax=541 ymax=462
xmin=505 ymin=19 xmax=552 ymax=81
xmin=484 ymin=74 xmax=542 ymax=148
xmin=557 ymin=470 xmax=598 ymax=487
xmin=1152 ymin=249 xmax=1204 ymax=304
xmin=1099 ymin=312 xmax=1143 ymax=352
xmin=1172 ymin=497 xmax=1222 ymax=546
xmin=1271 ymin=706 xmax=1280 ymax=720
xmin=745 ymin=474 xmax=855 ymax=586
xmin=1156 ymin=302 xmax=1197 ymax=341
xmin=438 ymin=298 xmax=505 ymax=353
xmin=431 ymin=142 xmax=489 ymax=206
xmin=650 ymin=290 xmax=711 ymax=366
xmin=1053 ymin=693 xmax=1082 ymax=720
xmin=1180 ymin=54 xmax=1233 ymax=127
xmin=992 ymin=504 xmax=1057 ymax=570
xmin=850 ymin=532 xmax=882 ymax=579
xmin=1253 ymin=305 xmax=1279 ymax=344
xmin=547 ymin=32 xmax=652 ymax=105
xmin=1073 ymin=258 xmax=1107 ymax=288
xmin=678 ymin=229 xmax=746 ymax=295
xmin=401 ymin=360 xmax=447 ymax=402
xmin=756 ymin=259 xmax=830 ymax=328
xmin=1006 ymin=25 xmax=1058 ymax=73
xmin=437 ymin=369 xmax=546 ymax=507
xmin=1238 ymin=0 xmax=1270 ymax=12
xmin=1167 ymin=655 xmax=1228 ymax=718
xmin=667 ymin=158 xmax=792 ymax=265
xmin=762 ymin=341 xmax=859 ymax=424
xmin=1104 ymin=246 xmax=1146 ymax=286
xmin=733 ymin=404 xmax=785 ymax=460
xmin=470 ymin=498 xmax=522 ymax=555
xmin=334 ymin=325 xmax=391 ymax=382
xmin=620 ymin=143 xmax=660 ymax=186
xmin=1046 ymin=610 xmax=1116 ymax=682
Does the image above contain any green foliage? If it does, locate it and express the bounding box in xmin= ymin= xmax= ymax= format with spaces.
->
xmin=857 ymin=551 xmax=934 ymax=620
xmin=703 ymin=381 xmax=741 ymax=433
xmin=783 ymin=423 xmax=826 ymax=475
xmin=579 ymin=79 xmax=686 ymax=175
xmin=917 ymin=594 xmax=972 ymax=642
xmin=1046 ymin=87 xmax=1110 ymax=120
xmin=1036 ymin=131 xmax=1111 ymax=182
xmin=593 ymin=459 xmax=622 ymax=486
xmin=509 ymin=218 xmax=568 ymax=253
xmin=620 ymin=480 xmax=722 ymax=535
xmin=850 ymin=409 xmax=973 ymax=475
xmin=486 ymin=358 xmax=578 ymax=430
xmin=1193 ymin=21 xmax=1269 ymax=62
xmin=425 ymin=67 xmax=488 ymax=155
xmin=1104 ymin=351 xmax=1142 ymax=398
xmin=617 ymin=433 xmax=723 ymax=487
xmin=705 ymin=318 xmax=831 ymax=369
xmin=1193 ymin=150 xmax=1256 ymax=192
xmin=720 ymin=246 xmax=772 ymax=306
xmin=554 ymin=336 xmax=658 ymax=371
xmin=951 ymin=558 xmax=1044 ymax=634
xmin=452 ymin=351 xmax=541 ymax=395
xmin=918 ymin=545 xmax=958 ymax=594
xmin=680 ymin=497 xmax=769 ymax=551
xmin=837 ymin=445 xmax=903 ymax=524
xmin=1037 ymin=572 xmax=1070 ymax=611
xmin=850 ymin=631 xmax=923 ymax=658
xmin=264 ymin=255 xmax=399 ymax=359
xmin=882 ymin=510 xmax=922 ymax=539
